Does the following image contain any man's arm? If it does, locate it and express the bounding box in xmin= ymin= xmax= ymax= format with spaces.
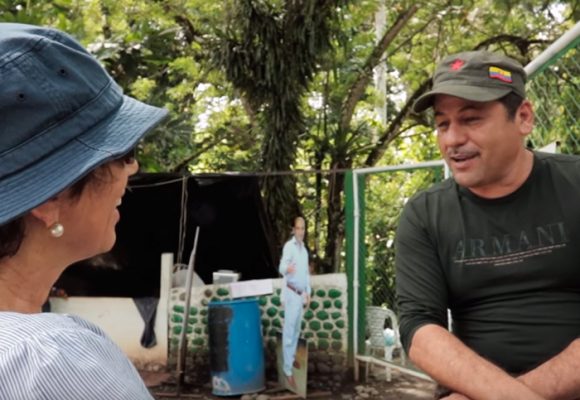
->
xmin=517 ymin=339 xmax=580 ymax=400
xmin=278 ymin=242 xmax=293 ymax=275
xmin=396 ymin=199 xmax=541 ymax=399
xmin=305 ymin=255 xmax=312 ymax=295
xmin=410 ymin=324 xmax=545 ymax=400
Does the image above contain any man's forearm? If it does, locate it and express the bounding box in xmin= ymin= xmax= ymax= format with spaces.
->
xmin=518 ymin=339 xmax=580 ymax=400
xmin=409 ymin=324 xmax=545 ymax=400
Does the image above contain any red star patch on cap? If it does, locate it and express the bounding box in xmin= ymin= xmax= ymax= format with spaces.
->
xmin=450 ymin=59 xmax=465 ymax=71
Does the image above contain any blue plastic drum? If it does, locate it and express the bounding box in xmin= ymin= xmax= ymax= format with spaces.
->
xmin=208 ymin=298 xmax=265 ymax=396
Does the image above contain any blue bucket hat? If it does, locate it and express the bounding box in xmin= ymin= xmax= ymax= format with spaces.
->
xmin=0 ymin=23 xmax=168 ymax=225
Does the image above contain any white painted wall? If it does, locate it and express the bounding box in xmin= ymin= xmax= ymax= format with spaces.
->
xmin=50 ymin=253 xmax=172 ymax=369
xmin=49 ymin=260 xmax=347 ymax=369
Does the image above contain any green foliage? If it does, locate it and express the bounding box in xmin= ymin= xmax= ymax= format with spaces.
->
xmin=212 ymin=0 xmax=346 ymax=244
xmin=365 ymin=167 xmax=442 ymax=309
xmin=3 ymin=0 xmax=576 ymax=284
xmin=1 ymin=0 xmax=254 ymax=173
xmin=527 ymin=46 xmax=580 ymax=153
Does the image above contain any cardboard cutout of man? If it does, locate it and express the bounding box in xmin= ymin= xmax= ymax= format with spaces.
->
xmin=279 ymin=216 xmax=311 ymax=388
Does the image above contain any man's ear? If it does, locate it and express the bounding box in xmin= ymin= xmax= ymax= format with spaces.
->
xmin=29 ymin=197 xmax=62 ymax=228
xmin=517 ymin=100 xmax=534 ymax=136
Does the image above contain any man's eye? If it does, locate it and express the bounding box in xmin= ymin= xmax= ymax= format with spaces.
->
xmin=464 ymin=117 xmax=480 ymax=123
xmin=436 ymin=122 xmax=448 ymax=130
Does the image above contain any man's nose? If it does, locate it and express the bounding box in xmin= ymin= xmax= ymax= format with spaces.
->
xmin=442 ymin=123 xmax=467 ymax=147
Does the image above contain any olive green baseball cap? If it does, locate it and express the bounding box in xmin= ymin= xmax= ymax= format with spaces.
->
xmin=413 ymin=50 xmax=526 ymax=113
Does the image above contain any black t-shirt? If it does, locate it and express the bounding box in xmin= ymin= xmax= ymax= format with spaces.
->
xmin=396 ymin=151 xmax=580 ymax=374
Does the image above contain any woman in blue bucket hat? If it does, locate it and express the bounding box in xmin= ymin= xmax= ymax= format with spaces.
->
xmin=0 ymin=23 xmax=167 ymax=399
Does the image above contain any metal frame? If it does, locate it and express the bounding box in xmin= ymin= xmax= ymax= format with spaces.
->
xmin=347 ymin=160 xmax=447 ymax=381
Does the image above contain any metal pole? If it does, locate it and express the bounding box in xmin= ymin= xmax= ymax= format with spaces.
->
xmin=176 ymin=226 xmax=201 ymax=393
xmin=351 ymin=159 xmax=447 ymax=381
xmin=525 ymin=21 xmax=580 ymax=78
xmin=352 ymin=171 xmax=360 ymax=380
xmin=353 ymin=159 xmax=446 ymax=175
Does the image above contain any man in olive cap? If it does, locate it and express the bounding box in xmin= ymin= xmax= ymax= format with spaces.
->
xmin=396 ymin=50 xmax=580 ymax=399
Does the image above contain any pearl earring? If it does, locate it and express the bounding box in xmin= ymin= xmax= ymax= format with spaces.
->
xmin=49 ymin=223 xmax=64 ymax=238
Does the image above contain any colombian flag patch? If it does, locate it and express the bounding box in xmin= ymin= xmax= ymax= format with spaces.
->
xmin=489 ymin=66 xmax=512 ymax=83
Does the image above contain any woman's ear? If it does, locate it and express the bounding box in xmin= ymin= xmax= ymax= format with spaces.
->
xmin=29 ymin=196 xmax=62 ymax=228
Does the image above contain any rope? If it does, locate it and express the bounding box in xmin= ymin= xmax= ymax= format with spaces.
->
xmin=127 ymin=168 xmax=352 ymax=190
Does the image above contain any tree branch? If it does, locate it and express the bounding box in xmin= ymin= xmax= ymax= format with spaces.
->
xmin=338 ymin=5 xmax=418 ymax=134
xmin=239 ymin=91 xmax=258 ymax=128
xmin=152 ymin=0 xmax=201 ymax=44
xmin=363 ymin=78 xmax=431 ymax=167
xmin=171 ymin=136 xmax=227 ymax=173
xmin=389 ymin=1 xmax=454 ymax=58
xmin=474 ymin=34 xmax=550 ymax=56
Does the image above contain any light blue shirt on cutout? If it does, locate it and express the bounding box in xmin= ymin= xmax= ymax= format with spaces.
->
xmin=279 ymin=236 xmax=311 ymax=296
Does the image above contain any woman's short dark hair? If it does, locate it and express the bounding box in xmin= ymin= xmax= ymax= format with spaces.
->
xmin=498 ymin=92 xmax=524 ymax=120
xmin=0 ymin=151 xmax=132 ymax=260
xmin=0 ymin=168 xmax=101 ymax=259
xmin=0 ymin=218 xmax=26 ymax=259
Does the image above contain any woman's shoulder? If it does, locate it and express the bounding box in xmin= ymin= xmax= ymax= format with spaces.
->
xmin=0 ymin=312 xmax=120 ymax=365
xmin=0 ymin=312 xmax=152 ymax=399
xmin=0 ymin=312 xmax=107 ymax=345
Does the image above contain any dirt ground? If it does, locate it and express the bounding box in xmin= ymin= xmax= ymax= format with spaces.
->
xmin=142 ymin=368 xmax=436 ymax=400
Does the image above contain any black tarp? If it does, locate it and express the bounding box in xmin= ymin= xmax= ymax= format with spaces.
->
xmin=55 ymin=173 xmax=279 ymax=297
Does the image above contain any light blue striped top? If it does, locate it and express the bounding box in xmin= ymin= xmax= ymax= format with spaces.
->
xmin=0 ymin=312 xmax=153 ymax=400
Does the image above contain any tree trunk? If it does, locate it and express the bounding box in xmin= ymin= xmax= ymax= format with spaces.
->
xmin=261 ymin=105 xmax=302 ymax=249
xmin=322 ymin=159 xmax=349 ymax=273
